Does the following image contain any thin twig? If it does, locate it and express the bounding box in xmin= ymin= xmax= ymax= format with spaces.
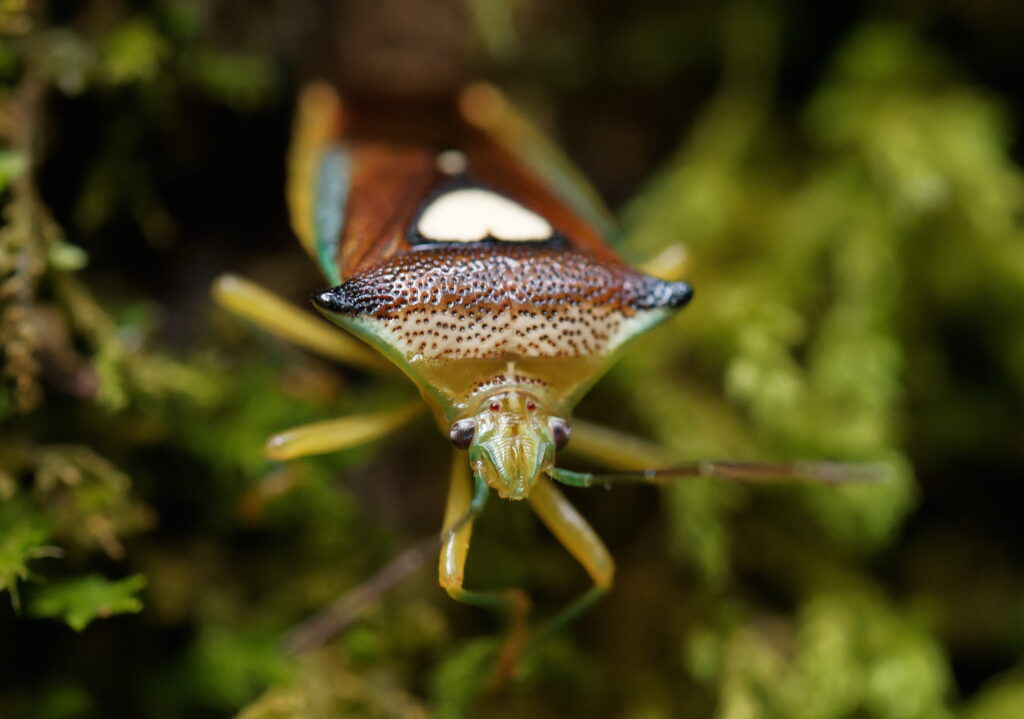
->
xmin=283 ymin=511 xmax=475 ymax=655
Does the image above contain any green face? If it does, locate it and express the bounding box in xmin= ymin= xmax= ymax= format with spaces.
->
xmin=450 ymin=390 xmax=571 ymax=500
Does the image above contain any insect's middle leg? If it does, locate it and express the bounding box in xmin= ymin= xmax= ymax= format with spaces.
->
xmin=439 ymin=453 xmax=530 ymax=677
xmin=527 ymin=476 xmax=615 ymax=635
xmin=264 ymin=400 xmax=423 ymax=460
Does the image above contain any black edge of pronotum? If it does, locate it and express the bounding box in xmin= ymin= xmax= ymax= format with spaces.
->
xmin=634 ymin=278 xmax=694 ymax=311
xmin=312 ymin=287 xmax=353 ymax=315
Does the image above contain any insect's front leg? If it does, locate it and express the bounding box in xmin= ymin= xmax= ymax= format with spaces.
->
xmin=439 ymin=452 xmax=531 ymax=680
xmin=212 ymin=273 xmax=391 ymax=373
xmin=527 ymin=477 xmax=615 ymax=637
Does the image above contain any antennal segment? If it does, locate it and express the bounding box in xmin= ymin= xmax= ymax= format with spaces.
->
xmin=547 ymin=460 xmax=887 ymax=488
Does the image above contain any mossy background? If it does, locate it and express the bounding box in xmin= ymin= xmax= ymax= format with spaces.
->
xmin=2 ymin=1 xmax=1023 ymax=717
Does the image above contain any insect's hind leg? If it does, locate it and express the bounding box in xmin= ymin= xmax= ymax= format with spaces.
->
xmin=439 ymin=452 xmax=531 ymax=680
xmin=527 ymin=476 xmax=615 ymax=637
xmin=211 ymin=273 xmax=391 ymax=373
xmin=637 ymin=243 xmax=689 ymax=281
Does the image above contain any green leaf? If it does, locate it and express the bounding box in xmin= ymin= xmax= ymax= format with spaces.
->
xmin=31 ymin=574 xmax=145 ymax=631
xmin=430 ymin=638 xmax=501 ymax=719
xmin=186 ymin=625 xmax=289 ymax=709
xmin=964 ymin=667 xmax=1024 ymax=719
xmin=48 ymin=241 xmax=89 ymax=271
xmin=100 ymin=19 xmax=169 ymax=85
xmin=184 ymin=49 xmax=277 ymax=110
xmin=0 ymin=514 xmax=51 ymax=608
xmin=0 ymin=149 xmax=26 ymax=192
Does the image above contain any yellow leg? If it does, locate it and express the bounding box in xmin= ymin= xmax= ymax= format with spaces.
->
xmin=527 ymin=477 xmax=614 ymax=637
xmin=439 ymin=452 xmax=530 ymax=680
xmin=637 ymin=243 xmax=689 ymax=281
xmin=212 ymin=273 xmax=391 ymax=374
xmin=439 ymin=452 xmax=475 ymax=594
xmin=528 ymin=478 xmax=614 ymax=634
xmin=265 ymin=400 xmax=422 ymax=460
xmin=567 ymin=418 xmax=671 ymax=470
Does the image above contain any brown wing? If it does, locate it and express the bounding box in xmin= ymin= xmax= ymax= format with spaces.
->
xmin=458 ymin=142 xmax=618 ymax=266
xmin=288 ymin=83 xmax=624 ymax=281
xmin=457 ymin=83 xmax=622 ymax=265
xmin=338 ymin=144 xmax=440 ymax=279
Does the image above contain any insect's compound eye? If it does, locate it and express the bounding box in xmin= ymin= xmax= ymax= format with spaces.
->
xmin=449 ymin=420 xmax=476 ymax=450
xmin=549 ymin=418 xmax=571 ymax=450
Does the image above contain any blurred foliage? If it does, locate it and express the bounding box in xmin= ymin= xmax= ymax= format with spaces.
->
xmin=1 ymin=1 xmax=1023 ymax=718
xmin=30 ymin=572 xmax=145 ymax=630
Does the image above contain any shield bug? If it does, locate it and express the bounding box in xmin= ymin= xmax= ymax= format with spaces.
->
xmin=214 ymin=82 xmax=878 ymax=663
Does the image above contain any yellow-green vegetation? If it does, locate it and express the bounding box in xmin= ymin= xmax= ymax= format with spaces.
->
xmin=1 ymin=2 xmax=1023 ymax=718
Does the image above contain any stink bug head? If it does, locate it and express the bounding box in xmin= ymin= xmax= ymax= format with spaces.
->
xmin=460 ymin=391 xmax=562 ymax=501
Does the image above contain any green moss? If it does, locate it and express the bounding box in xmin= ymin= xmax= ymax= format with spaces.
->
xmin=31 ymin=573 xmax=145 ymax=631
xmin=0 ymin=3 xmax=1021 ymax=718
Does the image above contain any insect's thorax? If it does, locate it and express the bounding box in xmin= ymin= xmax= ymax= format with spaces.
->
xmin=310 ymin=157 xmax=693 ymax=428
xmin=411 ymin=355 xmax=604 ymax=425
xmin=316 ymin=241 xmax=691 ymax=425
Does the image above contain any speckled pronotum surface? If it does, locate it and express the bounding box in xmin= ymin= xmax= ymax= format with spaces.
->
xmin=316 ymin=241 xmax=692 ymax=362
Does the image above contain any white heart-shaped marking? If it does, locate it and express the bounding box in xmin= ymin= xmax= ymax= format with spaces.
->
xmin=417 ymin=188 xmax=553 ymax=242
